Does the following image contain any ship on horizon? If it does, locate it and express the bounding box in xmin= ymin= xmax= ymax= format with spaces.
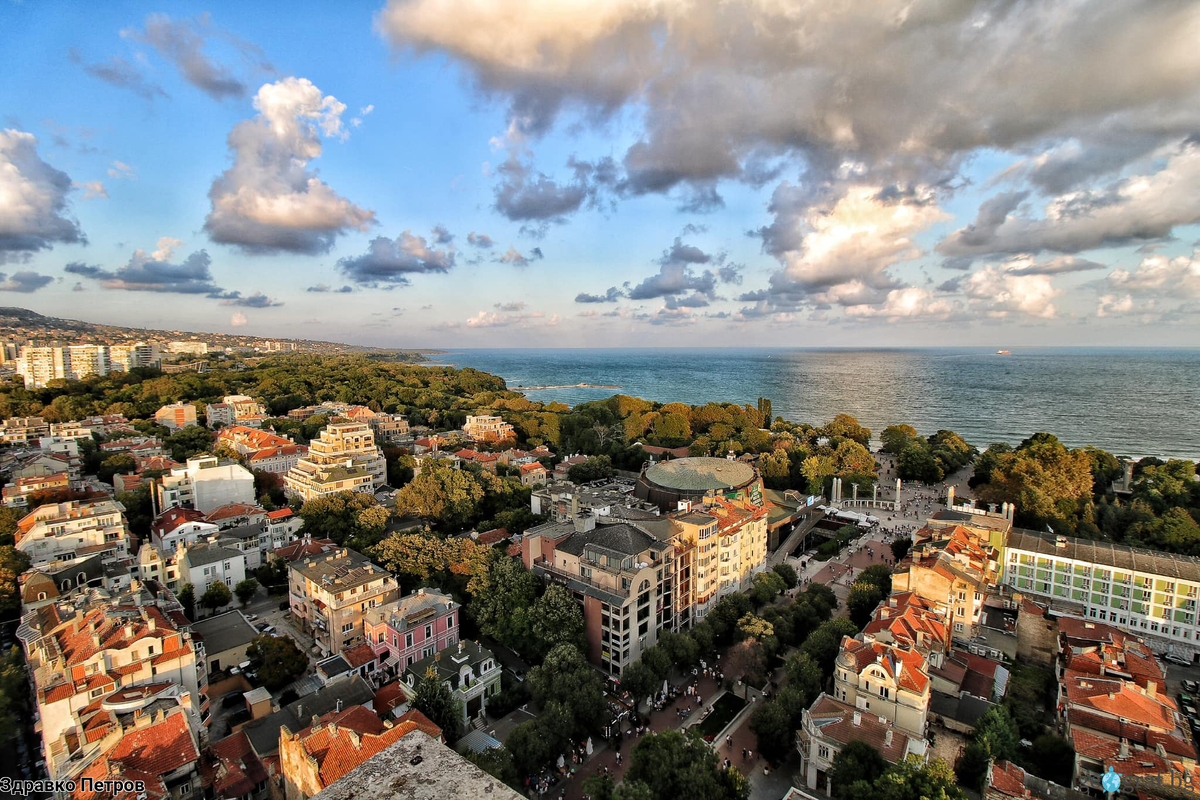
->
xmin=996 ymin=349 xmax=1012 ymax=355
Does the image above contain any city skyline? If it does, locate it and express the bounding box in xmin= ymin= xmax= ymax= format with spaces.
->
xmin=3 ymin=2 xmax=1200 ymax=348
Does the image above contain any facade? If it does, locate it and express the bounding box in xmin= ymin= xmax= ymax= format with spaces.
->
xmin=289 ymin=548 xmax=400 ymax=656
xmin=0 ymin=415 xmax=50 ymax=444
xmin=151 ymin=507 xmax=220 ymax=552
xmin=279 ymin=706 xmax=442 ymax=800
xmin=462 ymin=414 xmax=514 ymax=442
xmin=364 ymin=587 xmax=461 ymax=676
xmin=17 ymin=592 xmax=206 ymax=780
xmin=669 ymin=496 xmax=769 ymax=621
xmin=179 ymin=541 xmax=247 ymax=597
xmin=797 ymin=693 xmax=927 ymax=794
xmin=16 ymin=345 xmax=111 ymax=387
xmin=208 ymin=394 xmax=267 ymax=428
xmin=892 ymin=524 xmax=1000 ymax=640
xmin=217 ymin=514 xmax=302 ymax=570
xmin=2 ymin=471 xmax=70 ymax=508
xmin=156 ymin=401 xmax=199 ymax=431
xmin=158 ymin=455 xmax=256 ymax=514
xmin=519 ymin=462 xmax=548 ymax=486
xmin=1002 ymin=527 xmax=1200 ymax=660
xmin=284 ymin=421 xmax=386 ymax=502
xmin=832 ymin=636 xmax=931 ymax=737
xmin=108 ymin=341 xmax=160 ymax=372
xmin=15 ymin=499 xmax=129 ymax=566
xmin=218 ymin=425 xmax=308 ymax=473
xmin=402 ymin=640 xmax=502 ymax=724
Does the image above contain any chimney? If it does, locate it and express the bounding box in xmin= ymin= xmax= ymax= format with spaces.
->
xmin=458 ymin=640 xmax=464 ymax=654
xmin=884 ymin=729 xmax=893 ymax=747
xmin=1146 ymin=680 xmax=1156 ymax=699
xmin=852 ymin=711 xmax=861 ymax=726
xmin=336 ymin=699 xmax=343 ymax=713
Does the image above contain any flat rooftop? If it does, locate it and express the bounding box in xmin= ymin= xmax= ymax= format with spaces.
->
xmin=643 ymin=457 xmax=756 ymax=492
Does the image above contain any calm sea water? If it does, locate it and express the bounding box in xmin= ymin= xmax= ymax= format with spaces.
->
xmin=434 ymin=348 xmax=1200 ymax=460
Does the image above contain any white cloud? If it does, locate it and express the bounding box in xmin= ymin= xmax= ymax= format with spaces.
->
xmin=74 ymin=180 xmax=108 ymax=200
xmin=1107 ymin=251 xmax=1200 ymax=299
xmin=961 ymin=265 xmax=1060 ymax=319
xmin=230 ymin=311 xmax=248 ymax=327
xmin=108 ymin=161 xmax=137 ymax=180
xmin=204 ymin=77 xmax=375 ymax=254
xmin=844 ymin=286 xmax=962 ymax=321
xmin=1096 ymin=293 xmax=1135 ymax=318
xmin=0 ymin=129 xmax=86 ymax=262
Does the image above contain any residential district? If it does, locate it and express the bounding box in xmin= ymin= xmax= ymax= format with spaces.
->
xmin=1 ymin=377 xmax=1199 ymax=800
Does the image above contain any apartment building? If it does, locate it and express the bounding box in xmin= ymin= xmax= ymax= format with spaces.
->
xmin=523 ymin=517 xmax=678 ymax=677
xmin=284 ymin=421 xmax=386 ymax=502
xmin=158 ymin=455 xmax=256 ymax=514
xmin=150 ymin=507 xmax=220 ymax=552
xmin=156 ymin=401 xmax=199 ymax=431
xmin=207 ymin=394 xmax=267 ymax=429
xmin=289 ymin=548 xmax=400 ymax=656
xmin=519 ymin=462 xmax=548 ymax=486
xmin=178 ymin=541 xmax=247 ymax=596
xmin=17 ymin=591 xmax=207 ymax=780
xmin=797 ymin=693 xmax=928 ymax=794
xmin=1003 ymin=528 xmax=1200 ymax=660
xmin=218 ymin=515 xmax=304 ymax=571
xmin=0 ymin=415 xmax=49 ymax=444
xmin=861 ymin=591 xmax=950 ymax=664
xmin=462 ymin=414 xmax=514 ymax=442
xmin=15 ymin=498 xmax=129 ymax=566
xmin=217 ymin=424 xmax=308 ymax=473
xmin=401 ymin=640 xmax=502 ymax=725
xmin=892 ymin=524 xmax=1001 ymax=640
xmin=74 ymin=702 xmax=202 ymax=799
xmin=832 ymin=636 xmax=932 ymax=737
xmin=529 ymin=481 xmax=660 ymax=523
xmin=167 ymin=340 xmax=209 ymax=355
xmin=344 ymin=405 xmax=411 ymax=443
xmin=1 ymin=471 xmax=69 ymax=508
xmin=108 ymin=341 xmax=160 ymax=371
xmin=670 ymin=496 xmax=770 ymax=621
xmin=364 ymin=587 xmax=461 ymax=676
xmin=16 ymin=344 xmax=109 ymax=387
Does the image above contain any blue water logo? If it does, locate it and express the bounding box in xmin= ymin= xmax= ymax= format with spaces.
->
xmin=1102 ymin=767 xmax=1121 ymax=793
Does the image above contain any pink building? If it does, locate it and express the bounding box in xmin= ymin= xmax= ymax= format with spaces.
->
xmin=363 ymin=587 xmax=461 ymax=677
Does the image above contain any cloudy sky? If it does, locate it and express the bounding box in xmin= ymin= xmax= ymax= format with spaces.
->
xmin=3 ymin=1 xmax=1200 ymax=348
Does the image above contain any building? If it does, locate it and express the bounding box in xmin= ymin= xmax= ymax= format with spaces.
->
xmin=218 ymin=516 xmax=302 ymax=571
xmin=305 ymin=727 xmax=521 ymax=800
xmin=156 ymin=401 xmax=199 ymax=431
xmin=15 ymin=344 xmax=110 ymax=387
xmin=832 ymin=636 xmax=931 ymax=737
xmin=17 ymin=590 xmax=206 ymax=780
xmin=1003 ymin=527 xmax=1200 ymax=661
xmin=15 ymin=498 xmax=129 ymax=566
xmin=284 ymin=421 xmax=387 ymax=502
xmin=524 ymin=517 xmax=678 ymax=677
xmin=634 ymin=456 xmax=763 ymax=512
xmin=158 ymin=455 xmax=256 ymax=514
xmin=0 ymin=415 xmax=49 ymax=444
xmin=343 ymin=405 xmax=411 ymax=443
xmin=289 ymin=548 xmax=400 ymax=656
xmin=892 ymin=524 xmax=1001 ymax=640
xmin=669 ymin=495 xmax=770 ymax=622
xmin=280 ymin=706 xmax=442 ymax=800
xmin=462 ymin=414 xmax=514 ymax=443
xmin=796 ymin=693 xmax=928 ymax=794
xmin=151 ymin=507 xmax=220 ymax=552
xmin=191 ymin=610 xmax=260 ymax=674
xmin=178 ymin=540 xmax=247 ymax=597
xmin=519 ymin=462 xmax=548 ymax=487
xmin=274 ymin=536 xmax=340 ymax=563
xmin=364 ymin=588 xmax=461 ymax=677
xmin=72 ymin=705 xmax=202 ymax=800
xmin=207 ymin=395 xmax=268 ymax=428
xmin=167 ymin=340 xmax=209 ymax=355
xmin=861 ymin=591 xmax=951 ymax=662
xmin=19 ymin=553 xmax=108 ymax=609
xmin=108 ymin=341 xmax=160 ymax=372
xmin=204 ymin=729 xmax=272 ymax=800
xmin=401 ymin=640 xmax=502 ymax=725
xmin=2 ymin=470 xmax=70 ymax=508
xmin=218 ymin=425 xmax=309 ymax=473
xmin=530 ymin=480 xmax=660 ymax=522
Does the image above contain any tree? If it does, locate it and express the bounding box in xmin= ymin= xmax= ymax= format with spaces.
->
xmin=234 ymin=578 xmax=260 ymax=607
xmin=824 ymin=414 xmax=871 ymax=447
xmin=98 ymin=453 xmax=136 ymax=485
xmin=975 ymin=434 xmax=1094 ymax=531
xmin=771 ymin=562 xmax=798 ymax=590
xmin=0 ymin=547 xmax=31 ymax=618
xmin=393 ymin=463 xmax=484 ymax=530
xmin=0 ymin=507 xmax=20 ymax=547
xmin=620 ymin=660 xmax=659 ymax=712
xmin=527 ymin=644 xmax=607 ymax=734
xmin=470 ymin=554 xmax=538 ymax=651
xmin=658 ymin=630 xmax=700 ymax=670
xmin=897 ymin=443 xmax=943 ymax=483
xmin=199 ymin=581 xmax=232 ymax=614
xmin=1025 ymin=734 xmax=1074 ymax=786
xmin=829 ymin=740 xmax=888 ymax=799
xmin=881 ymin=425 xmax=919 ymax=455
xmin=800 ymin=617 xmax=859 ymax=675
xmin=567 ymin=455 xmax=615 ymax=483
xmin=299 ymin=491 xmax=387 ymax=545
xmin=858 ymin=755 xmax=964 ymax=800
xmin=749 ymin=699 xmax=793 ymax=764
xmin=413 ymin=665 xmax=464 ymax=743
xmin=848 ymin=581 xmax=885 ymax=627
xmin=165 ymin=424 xmax=215 ymax=462
xmin=890 ymin=538 xmax=912 ymax=563
xmin=530 ymin=584 xmax=586 ymax=655
xmin=726 ymin=639 xmax=767 ymax=694
xmin=246 ymin=634 xmax=308 ymax=690
xmin=858 ymin=563 xmax=893 ymax=595
xmin=641 ymin=645 xmax=672 ymax=680
xmin=751 ymin=570 xmax=786 ymax=605
xmin=0 ymin=646 xmax=27 ymax=742
xmin=784 ymin=652 xmax=823 ymax=705
xmin=626 ymin=728 xmax=748 ymax=800
xmin=466 ymin=745 xmax=519 ymax=790
xmin=178 ymin=583 xmax=196 ymax=621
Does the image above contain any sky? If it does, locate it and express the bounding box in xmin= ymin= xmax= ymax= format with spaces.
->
xmin=2 ymin=1 xmax=1200 ymax=348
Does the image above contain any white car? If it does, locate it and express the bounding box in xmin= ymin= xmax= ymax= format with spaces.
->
xmin=1164 ymin=653 xmax=1192 ymax=666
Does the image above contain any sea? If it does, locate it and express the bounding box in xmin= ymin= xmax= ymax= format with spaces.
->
xmin=434 ymin=347 xmax=1200 ymax=461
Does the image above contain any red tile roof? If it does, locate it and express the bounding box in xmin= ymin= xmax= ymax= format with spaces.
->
xmin=343 ymin=642 xmax=377 ymax=669
xmin=289 ymin=705 xmax=442 ymax=790
xmin=73 ymin=713 xmax=198 ymax=800
xmin=988 ymin=761 xmax=1030 ymax=799
xmin=839 ymin=636 xmax=930 ymax=694
xmin=804 ymin=694 xmax=919 ymax=763
xmin=205 ymin=503 xmax=266 ymax=522
xmin=266 ymin=508 xmax=294 ymax=520
xmin=475 ymin=527 xmax=510 ymax=546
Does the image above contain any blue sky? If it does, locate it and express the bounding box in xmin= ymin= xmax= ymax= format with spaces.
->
xmin=3 ymin=1 xmax=1200 ymax=347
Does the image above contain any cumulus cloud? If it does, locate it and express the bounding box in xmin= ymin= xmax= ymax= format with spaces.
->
xmin=123 ymin=13 xmax=271 ymax=100
xmin=467 ymin=231 xmax=494 ymax=248
xmin=575 ymin=286 xmax=623 ymax=303
xmin=1003 ymin=255 xmax=1107 ymax=276
xmin=0 ymin=130 xmax=87 ymax=262
xmin=464 ymin=307 xmax=556 ymax=328
xmin=230 ymin=311 xmax=248 ymax=327
xmin=204 ymin=77 xmax=375 ymax=254
xmin=843 ymin=287 xmax=963 ymax=321
xmin=70 ymin=49 xmax=168 ymax=100
xmin=219 ymin=291 xmax=283 ymax=308
xmin=1096 ymin=293 xmax=1136 ymax=318
xmin=0 ymin=271 xmax=54 ymax=293
xmin=66 ymin=238 xmax=236 ymax=296
xmin=960 ymin=265 xmax=1061 ymax=319
xmin=1106 ymin=251 xmax=1200 ymax=300
xmin=431 ymin=224 xmax=454 ymax=244
xmin=338 ymin=230 xmax=455 ymax=287
xmin=306 ymin=283 xmax=354 ymax=293
xmin=496 ymin=245 xmax=543 ymax=267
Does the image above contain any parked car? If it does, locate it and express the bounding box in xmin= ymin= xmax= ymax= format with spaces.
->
xmin=1164 ymin=653 xmax=1192 ymax=666
xmin=244 ymin=613 xmax=258 ymax=622
xmin=1184 ymin=680 xmax=1199 ymax=693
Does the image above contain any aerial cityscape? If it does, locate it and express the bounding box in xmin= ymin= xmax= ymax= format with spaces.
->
xmin=2 ymin=3 xmax=1200 ymax=800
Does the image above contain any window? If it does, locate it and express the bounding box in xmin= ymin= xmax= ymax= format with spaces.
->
xmin=425 ymin=623 xmax=433 ymax=639
xmin=406 ymin=632 xmax=414 ymax=648
xmin=818 ymin=746 xmax=831 ymax=761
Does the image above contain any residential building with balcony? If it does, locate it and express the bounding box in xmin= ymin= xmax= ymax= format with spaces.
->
xmin=1002 ymin=527 xmax=1200 ymax=661
xmin=15 ymin=498 xmax=130 ymax=567
xmin=797 ymin=693 xmax=928 ymax=794
xmin=107 ymin=341 xmax=160 ymax=372
xmin=462 ymin=414 xmax=514 ymax=443
xmin=892 ymin=524 xmax=1000 ymax=640
xmin=401 ymin=640 xmax=502 ymax=725
xmin=0 ymin=414 xmax=49 ymax=444
xmin=523 ymin=516 xmax=678 ymax=678
xmin=669 ymin=495 xmax=769 ymax=622
xmin=364 ymin=588 xmax=460 ymax=677
xmin=151 ymin=507 xmax=220 ymax=553
xmin=2 ymin=470 xmax=70 ymax=508
xmin=289 ymin=548 xmax=400 ymax=656
xmin=179 ymin=541 xmax=247 ymax=598
xmin=17 ymin=590 xmax=207 ymax=780
xmin=157 ymin=455 xmax=256 ymax=514
xmin=155 ymin=401 xmax=199 ymax=431
xmin=832 ymin=636 xmax=932 ymax=737
xmin=284 ymin=421 xmax=386 ymax=502
xmin=72 ymin=701 xmax=202 ymax=800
